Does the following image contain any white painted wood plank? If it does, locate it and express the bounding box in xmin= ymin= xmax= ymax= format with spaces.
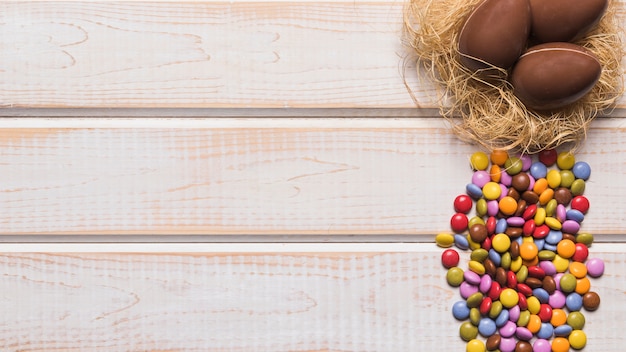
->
xmin=0 ymin=0 xmax=424 ymax=109
xmin=0 ymin=243 xmax=622 ymax=351
xmin=1 ymin=118 xmax=625 ymax=235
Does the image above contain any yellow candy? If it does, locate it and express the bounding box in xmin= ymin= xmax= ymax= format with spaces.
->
xmin=467 ymin=234 xmax=481 ymax=250
xmin=468 ymin=260 xmax=486 ymax=275
xmin=435 ymin=233 xmax=455 ymax=248
xmin=470 ymin=152 xmax=490 ymax=171
xmin=544 ymin=217 xmax=562 ymax=230
xmin=557 ymin=151 xmax=576 ymax=170
xmin=510 ymin=256 xmax=523 ymax=272
xmin=466 ymin=339 xmax=486 ymax=352
xmin=527 ymin=296 xmax=541 ymax=315
xmin=500 ymin=288 xmax=519 ymax=308
xmin=569 ymin=330 xmax=587 ymax=350
xmin=553 ymin=254 xmax=570 ymax=273
xmin=492 ymin=233 xmax=511 ymax=253
xmin=547 ymin=169 xmax=562 ymax=188
xmin=534 ymin=207 xmax=546 ymax=226
xmin=482 ymin=182 xmax=502 ymax=200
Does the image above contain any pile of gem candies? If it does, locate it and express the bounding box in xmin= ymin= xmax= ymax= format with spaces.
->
xmin=436 ymin=149 xmax=605 ymax=352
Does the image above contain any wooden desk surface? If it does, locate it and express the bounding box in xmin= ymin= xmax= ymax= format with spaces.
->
xmin=0 ymin=1 xmax=624 ymax=350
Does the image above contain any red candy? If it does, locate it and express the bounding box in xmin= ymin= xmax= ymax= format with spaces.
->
xmin=523 ymin=220 xmax=536 ymax=236
xmin=522 ymin=204 xmax=537 ymax=220
xmin=538 ymin=304 xmax=553 ymax=322
xmin=451 ymin=213 xmax=469 ymax=233
xmin=533 ymin=224 xmax=550 ymax=239
xmin=480 ymin=297 xmax=493 ymax=315
xmin=486 ymin=216 xmax=497 ymax=234
xmin=488 ymin=282 xmax=502 ymax=301
xmin=572 ymin=243 xmax=589 ymax=262
xmin=571 ymin=195 xmax=590 ymax=214
xmin=527 ymin=266 xmax=546 ymax=279
xmin=538 ymin=149 xmax=557 ymax=166
xmin=507 ymin=270 xmax=518 ymax=288
xmin=518 ymin=292 xmax=528 ymax=310
xmin=454 ymin=194 xmax=473 ymax=213
xmin=517 ymin=283 xmax=533 ymax=297
xmin=442 ymin=249 xmax=460 ymax=268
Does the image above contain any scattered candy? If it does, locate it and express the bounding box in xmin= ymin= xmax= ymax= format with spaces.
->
xmin=437 ymin=149 xmax=605 ymax=351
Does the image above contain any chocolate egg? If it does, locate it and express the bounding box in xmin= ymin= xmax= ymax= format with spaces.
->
xmin=458 ymin=0 xmax=531 ymax=72
xmin=510 ymin=42 xmax=601 ymax=110
xmin=530 ymin=0 xmax=608 ymax=43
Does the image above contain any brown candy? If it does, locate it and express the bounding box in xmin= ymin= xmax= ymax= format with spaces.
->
xmin=562 ymin=233 xmax=577 ymax=243
xmin=542 ymin=276 xmax=557 ymax=294
xmin=515 ymin=199 xmax=527 ymax=217
xmin=507 ymin=187 xmax=521 ymax=201
xmin=470 ymin=223 xmax=489 ymax=243
xmin=512 ymin=172 xmax=531 ymax=192
xmin=496 ymin=267 xmax=508 ymax=287
xmin=583 ymin=291 xmax=601 ymax=311
xmin=510 ymin=241 xmax=520 ymax=259
xmin=486 ymin=333 xmax=501 ymax=350
xmin=515 ymin=341 xmax=533 ymax=352
xmin=525 ymin=277 xmax=543 ymax=289
xmin=506 ymin=227 xmax=523 ymax=238
xmin=554 ymin=187 xmax=573 ymax=205
xmin=484 ymin=258 xmax=497 ymax=278
xmin=521 ymin=190 xmax=539 ymax=205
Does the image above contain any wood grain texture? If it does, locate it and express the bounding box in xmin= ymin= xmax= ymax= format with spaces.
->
xmin=0 ymin=0 xmax=423 ymax=108
xmin=0 ymin=244 xmax=624 ymax=351
xmin=1 ymin=118 xmax=625 ymax=235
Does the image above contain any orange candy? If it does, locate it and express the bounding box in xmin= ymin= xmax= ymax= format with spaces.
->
xmin=552 ymin=337 xmax=571 ymax=352
xmin=539 ymin=188 xmax=554 ymax=205
xmin=551 ymin=308 xmax=568 ymax=326
xmin=490 ymin=150 xmax=509 ymax=166
xmin=569 ymin=262 xmax=588 ymax=278
xmin=527 ymin=314 xmax=542 ymax=333
xmin=533 ymin=178 xmax=549 ymax=194
xmin=576 ymin=277 xmax=591 ymax=294
xmin=519 ymin=242 xmax=539 ymax=261
xmin=490 ymin=164 xmax=502 ymax=182
xmin=499 ymin=196 xmax=518 ymax=215
xmin=557 ymin=239 xmax=576 ymax=258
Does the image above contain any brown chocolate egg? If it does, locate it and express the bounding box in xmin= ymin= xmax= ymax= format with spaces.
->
xmin=458 ymin=0 xmax=531 ymax=72
xmin=510 ymin=42 xmax=601 ymax=110
xmin=530 ymin=0 xmax=608 ymax=43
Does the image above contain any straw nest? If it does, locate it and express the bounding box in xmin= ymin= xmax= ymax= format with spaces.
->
xmin=403 ymin=0 xmax=624 ymax=154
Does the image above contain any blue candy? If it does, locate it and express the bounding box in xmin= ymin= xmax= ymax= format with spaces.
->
xmin=466 ymin=183 xmax=483 ymax=199
xmin=554 ymin=324 xmax=573 ymax=337
xmin=566 ymin=209 xmax=585 ymax=223
xmin=533 ymin=288 xmax=550 ymax=304
xmin=454 ymin=234 xmax=470 ymax=250
xmin=495 ymin=309 xmax=509 ymax=327
xmin=488 ymin=249 xmax=502 ymax=266
xmin=530 ymin=161 xmax=548 ymax=179
xmin=496 ymin=218 xmax=508 ymax=234
xmin=572 ymin=161 xmax=591 ymax=180
xmin=478 ymin=318 xmax=497 ymax=337
xmin=452 ymin=301 xmax=470 ymax=320
xmin=545 ymin=230 xmax=563 ymax=245
xmin=537 ymin=323 xmax=554 ymax=339
xmin=566 ymin=293 xmax=583 ymax=312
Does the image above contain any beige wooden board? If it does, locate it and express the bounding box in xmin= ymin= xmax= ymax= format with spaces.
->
xmin=0 ymin=117 xmax=625 ymax=235
xmin=0 ymin=243 xmax=623 ymax=351
xmin=1 ymin=0 xmax=624 ymax=109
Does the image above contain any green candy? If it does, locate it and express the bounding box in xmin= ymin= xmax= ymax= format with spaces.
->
xmin=447 ymin=267 xmax=465 ymax=287
xmin=470 ymin=248 xmax=489 ymax=263
xmin=567 ymin=311 xmax=586 ymax=330
xmin=460 ymin=321 xmax=478 ymax=341
xmin=576 ymin=233 xmax=594 ymax=246
xmin=560 ymin=273 xmax=577 ymax=293
xmin=571 ymin=179 xmax=586 ymax=196
xmin=467 ymin=292 xmax=484 ymax=308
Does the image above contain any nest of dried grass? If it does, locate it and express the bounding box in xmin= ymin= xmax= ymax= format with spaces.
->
xmin=403 ymin=0 xmax=624 ymax=153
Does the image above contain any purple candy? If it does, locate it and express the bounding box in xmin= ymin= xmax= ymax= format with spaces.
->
xmin=499 ymin=321 xmax=516 ymax=338
xmin=500 ymin=172 xmax=512 ymax=186
xmin=562 ymin=220 xmax=581 ymax=234
xmin=480 ymin=274 xmax=492 ymax=293
xmin=539 ymin=261 xmax=557 ymax=276
xmin=533 ymin=339 xmax=552 ymax=352
xmin=508 ymin=305 xmax=520 ymax=322
xmin=460 ymin=281 xmax=479 ymax=299
xmin=516 ymin=326 xmax=533 ymax=341
xmin=556 ymin=204 xmax=567 ymax=223
xmin=506 ymin=216 xmax=525 ymax=227
xmin=587 ymin=257 xmax=605 ymax=278
xmin=549 ymin=290 xmax=566 ymax=309
xmin=519 ymin=154 xmax=532 ymax=171
xmin=553 ymin=273 xmax=564 ymax=291
xmin=464 ymin=270 xmax=481 ymax=285
xmin=472 ymin=170 xmax=491 ymax=188
xmin=499 ymin=337 xmax=517 ymax=352
xmin=527 ymin=174 xmax=535 ymax=191
xmin=487 ymin=200 xmax=500 ymax=217
xmin=499 ymin=184 xmax=508 ymax=200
